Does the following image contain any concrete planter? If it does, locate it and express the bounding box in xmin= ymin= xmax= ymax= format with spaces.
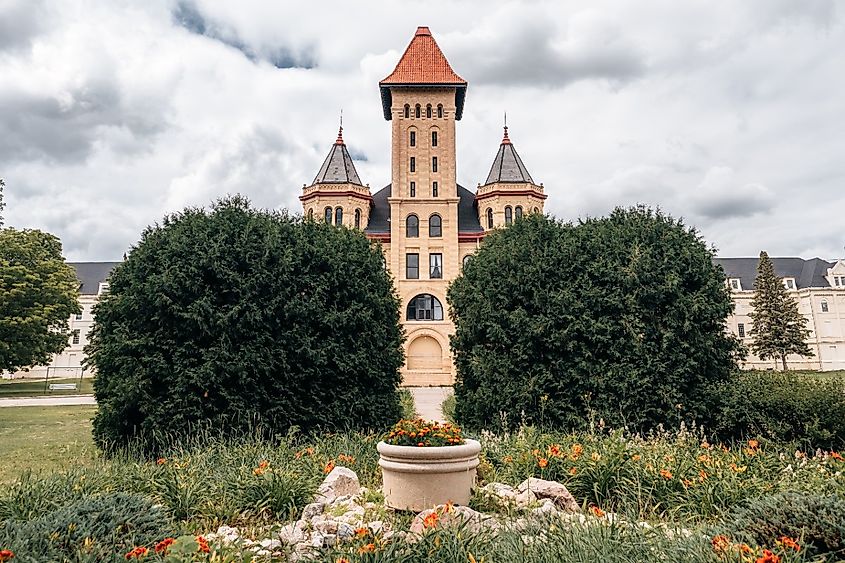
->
xmin=377 ymin=439 xmax=481 ymax=511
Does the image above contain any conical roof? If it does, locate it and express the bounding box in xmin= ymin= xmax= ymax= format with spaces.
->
xmin=483 ymin=126 xmax=534 ymax=185
xmin=313 ymin=127 xmax=363 ymax=185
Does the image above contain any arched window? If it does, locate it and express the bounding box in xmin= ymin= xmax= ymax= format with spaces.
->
xmin=415 ymin=104 xmax=421 ymax=118
xmin=426 ymin=104 xmax=432 ymax=118
xmin=437 ymin=104 xmax=443 ymax=118
xmin=406 ymin=214 xmax=419 ymax=238
xmin=354 ymin=208 xmax=361 ymax=229
xmin=429 ymin=214 xmax=442 ymax=237
xmin=505 ymin=206 xmax=513 ymax=226
xmin=307 ymin=208 xmax=313 ymax=220
xmin=407 ymin=294 xmax=444 ymax=321
xmin=335 ymin=207 xmax=343 ymax=226
xmin=486 ymin=208 xmax=493 ymax=229
xmin=533 ymin=207 xmax=540 ymax=214
xmin=404 ymin=104 xmax=410 ymax=118
xmin=515 ymin=206 xmax=523 ymax=220
xmin=462 ymin=255 xmax=471 ymax=268
xmin=324 ymin=207 xmax=332 ymax=224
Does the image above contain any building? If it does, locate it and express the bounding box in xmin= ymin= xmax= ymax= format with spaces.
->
xmin=300 ymin=26 xmax=546 ymax=385
xmin=716 ymin=257 xmax=845 ymax=371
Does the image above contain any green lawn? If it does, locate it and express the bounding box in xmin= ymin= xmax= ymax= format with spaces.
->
xmin=0 ymin=405 xmax=98 ymax=483
xmin=0 ymin=376 xmax=94 ymax=398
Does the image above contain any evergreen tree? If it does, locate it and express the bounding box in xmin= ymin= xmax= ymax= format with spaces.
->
xmin=0 ymin=178 xmax=5 ymax=227
xmin=748 ymin=251 xmax=813 ymax=370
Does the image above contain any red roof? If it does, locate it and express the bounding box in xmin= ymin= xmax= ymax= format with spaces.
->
xmin=380 ymin=27 xmax=466 ymax=85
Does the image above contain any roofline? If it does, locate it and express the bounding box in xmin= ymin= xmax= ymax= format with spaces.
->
xmin=458 ymin=231 xmax=486 ymax=242
xmin=379 ymin=84 xmax=466 ymax=121
xmin=475 ymin=189 xmax=547 ymax=202
xmin=300 ymin=189 xmax=373 ymax=203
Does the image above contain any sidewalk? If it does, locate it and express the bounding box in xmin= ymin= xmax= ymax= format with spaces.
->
xmin=407 ymin=386 xmax=452 ymax=422
xmin=0 ymin=395 xmax=97 ymax=408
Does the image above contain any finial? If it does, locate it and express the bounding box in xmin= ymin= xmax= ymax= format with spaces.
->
xmin=502 ymin=112 xmax=511 ymax=144
xmin=335 ymin=109 xmax=344 ymax=145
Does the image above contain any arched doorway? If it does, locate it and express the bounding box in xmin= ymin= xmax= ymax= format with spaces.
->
xmin=407 ymin=335 xmax=442 ymax=371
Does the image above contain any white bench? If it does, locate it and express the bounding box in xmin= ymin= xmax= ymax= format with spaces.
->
xmin=48 ymin=383 xmax=78 ymax=391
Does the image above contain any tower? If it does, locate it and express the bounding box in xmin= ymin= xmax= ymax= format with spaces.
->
xmin=477 ymin=124 xmax=546 ymax=229
xmin=300 ymin=126 xmax=371 ymax=229
xmin=378 ymin=26 xmax=468 ymax=385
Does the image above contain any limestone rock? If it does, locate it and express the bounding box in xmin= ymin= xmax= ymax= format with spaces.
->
xmin=301 ymin=502 xmax=325 ymax=521
xmin=409 ymin=504 xmax=493 ymax=535
xmin=517 ymin=478 xmax=580 ymax=513
xmin=314 ymin=466 xmax=360 ymax=504
xmin=278 ymin=523 xmax=306 ymax=544
xmin=337 ymin=522 xmax=356 ymax=540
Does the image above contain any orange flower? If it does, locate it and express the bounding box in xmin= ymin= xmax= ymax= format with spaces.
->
xmin=659 ymin=469 xmax=673 ymax=480
xmin=503 ymin=455 xmax=513 ymax=464
xmin=831 ymin=451 xmax=844 ymax=461
xmin=631 ymin=454 xmax=641 ymax=461
xmin=0 ymin=550 xmax=15 ymax=562
xmin=358 ymin=543 xmax=376 ymax=553
xmin=590 ymin=506 xmax=605 ymax=518
xmin=699 ymin=470 xmax=708 ymax=481
xmin=682 ymin=479 xmax=693 ymax=489
xmin=572 ymin=444 xmax=583 ymax=458
xmin=739 ymin=543 xmax=753 ymax=555
xmin=548 ymin=444 xmax=563 ymax=458
xmin=756 ymin=549 xmax=780 ymax=563
xmin=355 ymin=527 xmax=369 ymax=537
xmin=711 ymin=535 xmax=731 ymax=554
xmin=253 ymin=467 xmax=266 ymax=476
xmin=700 ymin=440 xmax=711 ymax=449
xmin=423 ymin=511 xmax=439 ymax=529
xmin=196 ymin=536 xmax=210 ymax=554
xmin=730 ymin=463 xmax=747 ymax=473
xmin=324 ymin=460 xmax=336 ymax=474
xmin=747 ymin=439 xmax=759 ymax=449
xmin=569 ymin=467 xmax=577 ymax=476
xmin=778 ymin=536 xmax=800 ymax=552
xmin=698 ymin=454 xmax=711 ymax=463
xmin=338 ymin=454 xmax=356 ymax=465
xmin=156 ymin=458 xmax=167 ymax=465
xmin=538 ymin=458 xmax=549 ymax=468
xmin=154 ymin=538 xmax=174 ymax=555
xmin=258 ymin=460 xmax=270 ymax=469
xmin=124 ymin=546 xmax=148 ymax=559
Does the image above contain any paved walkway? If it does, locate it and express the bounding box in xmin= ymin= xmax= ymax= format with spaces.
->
xmin=0 ymin=395 xmax=97 ymax=408
xmin=408 ymin=386 xmax=453 ymax=422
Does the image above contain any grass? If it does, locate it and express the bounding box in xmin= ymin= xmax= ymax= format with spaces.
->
xmin=0 ymin=376 xmax=95 ymax=398
xmin=0 ymin=405 xmax=98 ymax=483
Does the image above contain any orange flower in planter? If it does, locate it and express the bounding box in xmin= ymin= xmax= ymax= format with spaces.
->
xmin=0 ymin=550 xmax=15 ymax=562
xmin=124 ymin=546 xmax=148 ymax=559
xmin=385 ymin=419 xmax=464 ymax=447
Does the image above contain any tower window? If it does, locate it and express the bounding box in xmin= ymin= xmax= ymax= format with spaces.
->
xmin=432 ymin=182 xmax=438 ymax=197
xmin=430 ymin=253 xmax=443 ymax=279
xmin=410 ymin=131 xmax=416 ymax=147
xmin=462 ymin=255 xmax=471 ymax=268
xmin=407 ymin=294 xmax=444 ymax=321
xmin=75 ymin=313 xmax=83 ymax=321
xmin=505 ymin=206 xmax=513 ymax=226
xmin=515 ymin=206 xmax=523 ymax=220
xmin=426 ymin=104 xmax=432 ymax=118
xmin=406 ymin=253 xmax=419 ymax=279
xmin=407 ymin=214 xmax=419 ymax=238
xmin=415 ymin=104 xmax=421 ymax=118
xmin=431 ymin=131 xmax=438 ymax=147
xmin=335 ymin=207 xmax=343 ymax=226
xmin=486 ymin=208 xmax=493 ymax=229
xmin=72 ymin=330 xmax=80 ymax=345
xmin=738 ymin=323 xmax=745 ymax=338
xmin=354 ymin=208 xmax=361 ymax=229
xmin=821 ymin=300 xmax=829 ymax=313
xmin=437 ymin=104 xmax=443 ymax=118
xmin=429 ymin=214 xmax=442 ymax=237
xmin=410 ymin=157 xmax=415 ymax=172
xmin=307 ymin=208 xmax=313 ymax=220
xmin=404 ymin=104 xmax=410 ymax=118
xmin=410 ymin=181 xmax=416 ymax=197
xmin=533 ymin=207 xmax=540 ymax=214
xmin=432 ymin=157 xmax=438 ymax=172
xmin=324 ymin=207 xmax=332 ymax=224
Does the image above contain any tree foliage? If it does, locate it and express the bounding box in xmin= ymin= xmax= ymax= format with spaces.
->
xmin=87 ymin=196 xmax=404 ymax=454
xmin=0 ymin=178 xmax=5 ymax=227
xmin=449 ymin=208 xmax=741 ymax=431
xmin=748 ymin=251 xmax=813 ymax=370
xmin=0 ymin=228 xmax=80 ymax=372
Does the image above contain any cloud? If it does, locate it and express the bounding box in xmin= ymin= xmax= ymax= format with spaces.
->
xmin=0 ymin=0 xmax=49 ymax=52
xmin=690 ymin=167 xmax=775 ymax=220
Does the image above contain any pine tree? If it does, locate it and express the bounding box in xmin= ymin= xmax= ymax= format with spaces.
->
xmin=748 ymin=251 xmax=814 ymax=370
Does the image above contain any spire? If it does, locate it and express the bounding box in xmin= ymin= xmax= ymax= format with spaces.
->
xmin=483 ymin=125 xmax=534 ymax=185
xmin=313 ymin=126 xmax=363 ymax=185
xmin=335 ymin=110 xmax=344 ymax=145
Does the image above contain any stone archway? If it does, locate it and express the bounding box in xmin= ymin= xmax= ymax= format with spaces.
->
xmin=407 ymin=335 xmax=442 ymax=371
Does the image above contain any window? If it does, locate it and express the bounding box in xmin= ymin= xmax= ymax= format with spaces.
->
xmin=505 ymin=206 xmax=513 ymax=226
xmin=486 ymin=208 xmax=493 ymax=229
xmin=730 ymin=279 xmax=741 ymax=291
xmin=430 ymin=253 xmax=443 ymax=279
xmin=533 ymin=207 xmax=540 ymax=214
xmin=515 ymin=206 xmax=523 ymax=220
xmin=783 ymin=278 xmax=796 ymax=290
xmin=426 ymin=104 xmax=432 ymax=118
xmin=429 ymin=214 xmax=442 ymax=237
xmin=432 ymin=156 xmax=438 ymax=172
xmin=406 ymin=253 xmax=419 ymax=279
xmin=406 ymin=214 xmax=419 ymax=237
xmin=407 ymin=294 xmax=444 ymax=321
xmin=415 ymin=104 xmax=421 ymax=118
xmin=821 ymin=300 xmax=829 ymax=313
xmin=404 ymin=104 xmax=410 ymax=118
xmin=738 ymin=323 xmax=745 ymax=338
xmin=354 ymin=208 xmax=361 ymax=229
xmin=410 ymin=157 xmax=415 ymax=172
xmin=410 ymin=181 xmax=416 ymax=197
xmin=462 ymin=255 xmax=471 ymax=268
xmin=75 ymin=313 xmax=83 ymax=321
xmin=72 ymin=330 xmax=80 ymax=345
xmin=307 ymin=208 xmax=313 ymax=220
xmin=324 ymin=207 xmax=332 ymax=224
xmin=410 ymin=131 xmax=416 ymax=147
xmin=432 ymin=182 xmax=438 ymax=197
xmin=335 ymin=207 xmax=343 ymax=226
xmin=431 ymin=131 xmax=438 ymax=147
xmin=835 ymin=276 xmax=845 ymax=287
xmin=437 ymin=104 xmax=443 ymax=118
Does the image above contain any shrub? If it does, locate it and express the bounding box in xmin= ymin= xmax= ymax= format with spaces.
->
xmin=706 ymin=371 xmax=845 ymax=450
xmin=87 ymin=197 xmax=404 ymax=454
xmin=726 ymin=491 xmax=845 ymax=557
xmin=449 ymin=208 xmax=741 ymax=432
xmin=0 ymin=492 xmax=174 ymax=562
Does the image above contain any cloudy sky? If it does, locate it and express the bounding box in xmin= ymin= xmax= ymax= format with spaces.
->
xmin=1 ymin=0 xmax=843 ymax=261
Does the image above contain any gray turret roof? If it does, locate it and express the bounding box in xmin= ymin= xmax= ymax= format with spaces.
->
xmin=484 ymin=127 xmax=534 ymax=185
xmin=713 ymin=257 xmax=835 ymax=289
xmin=313 ymin=127 xmax=363 ymax=185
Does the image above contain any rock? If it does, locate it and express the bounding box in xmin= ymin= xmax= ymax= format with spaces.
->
xmin=530 ymin=498 xmax=557 ymax=518
xmin=515 ymin=489 xmax=536 ymax=507
xmin=313 ymin=520 xmax=338 ymax=535
xmin=367 ymin=520 xmax=384 ymax=536
xmin=310 ymin=533 xmax=325 ymax=548
xmin=337 ymin=522 xmax=356 ymax=541
xmin=259 ymin=538 xmax=281 ymax=550
xmin=409 ymin=504 xmax=493 ymax=535
xmin=323 ymin=533 xmax=337 ymax=547
xmin=517 ymin=478 xmax=580 ymax=513
xmin=315 ymin=467 xmax=360 ymax=504
xmin=480 ymin=482 xmax=518 ymax=500
xmin=301 ymin=502 xmax=325 ymax=521
xmin=278 ymin=523 xmax=306 ymax=544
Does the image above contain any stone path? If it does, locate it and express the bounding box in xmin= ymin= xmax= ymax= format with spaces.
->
xmin=407 ymin=386 xmax=453 ymax=422
xmin=0 ymin=395 xmax=97 ymax=408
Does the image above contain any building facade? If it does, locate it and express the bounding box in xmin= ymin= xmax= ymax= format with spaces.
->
xmin=300 ymin=27 xmax=546 ymax=385
xmin=716 ymin=257 xmax=845 ymax=371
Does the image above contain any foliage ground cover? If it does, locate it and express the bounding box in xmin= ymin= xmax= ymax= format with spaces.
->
xmin=0 ymin=377 xmax=94 ymax=398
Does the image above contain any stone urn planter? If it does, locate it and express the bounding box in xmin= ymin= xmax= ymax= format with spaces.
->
xmin=377 ymin=439 xmax=481 ymax=511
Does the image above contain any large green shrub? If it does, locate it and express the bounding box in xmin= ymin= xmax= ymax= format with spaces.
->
xmin=87 ymin=197 xmax=404 ymax=454
xmin=449 ymin=208 xmax=741 ymax=431
xmin=706 ymin=371 xmax=845 ymax=449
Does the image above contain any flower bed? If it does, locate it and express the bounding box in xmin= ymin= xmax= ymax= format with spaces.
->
xmin=383 ymin=418 xmax=464 ymax=447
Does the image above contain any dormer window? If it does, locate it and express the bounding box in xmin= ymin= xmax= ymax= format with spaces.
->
xmin=98 ymin=282 xmax=110 ymax=295
xmin=821 ymin=300 xmax=829 ymax=313
xmin=783 ymin=278 xmax=796 ymax=290
xmin=729 ymin=278 xmax=742 ymax=291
